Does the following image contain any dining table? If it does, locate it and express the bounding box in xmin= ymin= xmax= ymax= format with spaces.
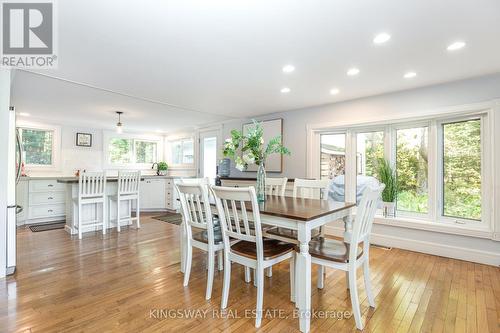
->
xmin=248 ymin=195 xmax=356 ymax=332
xmin=181 ymin=194 xmax=356 ymax=332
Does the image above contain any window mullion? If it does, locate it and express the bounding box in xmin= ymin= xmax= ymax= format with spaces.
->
xmin=428 ymin=120 xmax=439 ymax=223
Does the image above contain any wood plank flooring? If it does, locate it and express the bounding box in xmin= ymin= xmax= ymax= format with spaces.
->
xmin=1 ymin=214 xmax=498 ymax=332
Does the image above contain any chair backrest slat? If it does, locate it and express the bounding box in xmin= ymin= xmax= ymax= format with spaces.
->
xmin=79 ymin=171 xmax=107 ymax=198
xmin=349 ymin=184 xmax=385 ymax=259
xmin=293 ymin=178 xmax=330 ymax=200
xmin=211 ymin=186 xmax=262 ymax=257
xmin=175 ymin=181 xmax=215 ymax=244
xmin=265 ymin=177 xmax=288 ymax=197
xmin=117 ymin=170 xmax=141 ymax=195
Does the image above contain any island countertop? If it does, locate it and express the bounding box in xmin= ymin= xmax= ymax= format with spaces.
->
xmin=56 ymin=176 xmax=173 ymax=184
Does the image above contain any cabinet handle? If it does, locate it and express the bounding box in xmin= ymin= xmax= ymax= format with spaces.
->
xmin=48 ymin=197 xmax=53 ymax=200
xmin=48 ymin=184 xmax=54 ymax=187
xmin=48 ymin=209 xmax=53 ymax=212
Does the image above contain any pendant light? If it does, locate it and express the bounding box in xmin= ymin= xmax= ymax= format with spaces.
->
xmin=115 ymin=111 xmax=123 ymax=133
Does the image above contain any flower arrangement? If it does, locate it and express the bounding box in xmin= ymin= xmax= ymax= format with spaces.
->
xmin=223 ymin=120 xmax=290 ymax=171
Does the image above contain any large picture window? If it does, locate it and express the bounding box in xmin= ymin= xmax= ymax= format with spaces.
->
xmin=19 ymin=128 xmax=54 ymax=166
xmin=396 ymin=126 xmax=429 ymax=214
xmin=442 ymin=119 xmax=481 ymax=221
xmin=107 ymin=135 xmax=160 ymax=166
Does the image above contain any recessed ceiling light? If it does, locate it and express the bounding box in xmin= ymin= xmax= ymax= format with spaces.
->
xmin=404 ymin=71 xmax=417 ymax=79
xmin=347 ymin=68 xmax=360 ymax=76
xmin=282 ymin=65 xmax=295 ymax=73
xmin=373 ymin=33 xmax=391 ymax=44
xmin=330 ymin=88 xmax=340 ymax=95
xmin=18 ymin=112 xmax=30 ymax=117
xmin=447 ymin=41 xmax=466 ymax=51
xmin=280 ymin=87 xmax=291 ymax=94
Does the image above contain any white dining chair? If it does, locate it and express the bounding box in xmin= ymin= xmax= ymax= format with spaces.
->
xmin=265 ymin=177 xmax=288 ymax=197
xmin=211 ymin=185 xmax=296 ymax=328
xmin=74 ymin=171 xmax=107 ymax=240
xmin=264 ymin=178 xmax=330 ymax=244
xmin=176 ymin=181 xmax=224 ymax=300
xmin=108 ymin=170 xmax=141 ymax=232
xmin=310 ymin=184 xmax=384 ymax=330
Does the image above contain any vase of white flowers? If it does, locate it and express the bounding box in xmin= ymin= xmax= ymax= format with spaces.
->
xmin=223 ymin=120 xmax=290 ymax=202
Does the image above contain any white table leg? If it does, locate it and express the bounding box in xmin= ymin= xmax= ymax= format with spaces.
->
xmin=296 ymin=224 xmax=312 ymax=333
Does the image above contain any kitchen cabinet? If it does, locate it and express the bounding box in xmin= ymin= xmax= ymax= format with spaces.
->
xmin=26 ymin=179 xmax=66 ymax=224
xmin=139 ymin=178 xmax=166 ymax=210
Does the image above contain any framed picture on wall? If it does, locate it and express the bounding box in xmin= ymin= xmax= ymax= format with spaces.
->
xmin=242 ymin=118 xmax=283 ymax=172
xmin=76 ymin=132 xmax=92 ymax=147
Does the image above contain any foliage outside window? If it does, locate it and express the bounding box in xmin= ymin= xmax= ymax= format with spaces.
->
xmin=356 ymin=131 xmax=384 ymax=179
xmin=171 ymin=138 xmax=194 ymax=164
xmin=108 ymin=138 xmax=158 ymax=165
xmin=443 ymin=120 xmax=481 ymax=220
xmin=20 ymin=128 xmax=54 ymax=166
xmin=396 ymin=126 xmax=429 ymax=213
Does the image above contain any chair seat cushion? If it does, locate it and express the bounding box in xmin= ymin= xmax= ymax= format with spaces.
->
xmin=191 ymin=226 xmax=223 ymax=244
xmin=230 ymin=238 xmax=295 ymax=260
xmin=307 ymin=237 xmax=363 ymax=263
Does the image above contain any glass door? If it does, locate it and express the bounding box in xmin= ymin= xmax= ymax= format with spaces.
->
xmin=199 ymin=130 xmax=219 ymax=184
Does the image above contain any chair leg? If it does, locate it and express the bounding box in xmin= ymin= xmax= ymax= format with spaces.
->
xmin=102 ymin=201 xmax=106 ymax=235
xmin=183 ymin=242 xmax=192 ymax=287
xmin=217 ymin=250 xmax=223 ymax=271
xmin=253 ymin=268 xmax=257 ymax=287
xmin=348 ymin=266 xmax=363 ymax=330
xmin=206 ymin=250 xmax=215 ymax=300
xmin=117 ymin=199 xmax=121 ymax=232
xmin=290 ymin=255 xmax=295 ymax=302
xmin=363 ymin=259 xmax=375 ymax=308
xmin=136 ymin=198 xmax=141 ymax=228
xmin=78 ymin=203 xmax=82 ymax=240
xmin=266 ymin=267 xmax=272 ymax=277
xmin=244 ymin=267 xmax=251 ymax=283
xmin=180 ymin=224 xmax=186 ymax=273
xmin=317 ymin=265 xmax=325 ymax=289
xmin=255 ymin=266 xmax=264 ymax=328
xmin=346 ymin=271 xmax=350 ymax=289
xmin=221 ymin=256 xmax=231 ymax=309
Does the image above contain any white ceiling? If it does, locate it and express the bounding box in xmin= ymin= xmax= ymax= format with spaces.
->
xmin=11 ymin=0 xmax=500 ymax=132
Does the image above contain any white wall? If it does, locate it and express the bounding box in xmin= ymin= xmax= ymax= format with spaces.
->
xmin=0 ymin=69 xmax=11 ymax=278
xmin=221 ymin=73 xmax=500 ymax=265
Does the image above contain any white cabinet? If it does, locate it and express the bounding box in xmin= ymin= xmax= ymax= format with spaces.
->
xmin=26 ymin=179 xmax=66 ymax=224
xmin=165 ymin=178 xmax=179 ymax=211
xmin=139 ymin=178 xmax=166 ymax=210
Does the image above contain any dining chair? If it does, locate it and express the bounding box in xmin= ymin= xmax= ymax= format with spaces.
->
xmin=265 ymin=177 xmax=288 ymax=197
xmin=264 ymin=178 xmax=330 ymax=244
xmin=310 ymin=184 xmax=384 ymax=330
xmin=211 ymin=186 xmax=296 ymax=328
xmin=176 ymin=181 xmax=224 ymax=300
xmin=108 ymin=170 xmax=141 ymax=232
xmin=74 ymin=171 xmax=107 ymax=239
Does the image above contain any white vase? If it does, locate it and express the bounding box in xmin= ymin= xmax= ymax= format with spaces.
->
xmin=382 ymin=201 xmax=396 ymax=218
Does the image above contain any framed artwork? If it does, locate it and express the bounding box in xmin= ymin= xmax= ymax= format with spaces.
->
xmin=76 ymin=132 xmax=92 ymax=147
xmin=242 ymin=118 xmax=283 ymax=172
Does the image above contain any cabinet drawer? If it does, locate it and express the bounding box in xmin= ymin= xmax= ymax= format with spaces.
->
xmin=29 ymin=192 xmax=65 ymax=205
xmin=29 ymin=180 xmax=65 ymax=192
xmin=29 ymin=204 xmax=65 ymax=219
xmin=166 ymin=179 xmax=173 ymax=186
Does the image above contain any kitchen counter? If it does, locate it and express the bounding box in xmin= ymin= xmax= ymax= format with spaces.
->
xmin=219 ymin=176 xmax=296 ymax=182
xmin=19 ymin=175 xmax=172 ymax=182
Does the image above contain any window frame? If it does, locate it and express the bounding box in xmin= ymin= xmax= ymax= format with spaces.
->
xmin=168 ymin=137 xmax=195 ymax=168
xmin=17 ymin=123 xmax=61 ymax=171
xmin=306 ymin=105 xmax=494 ymax=235
xmin=103 ymin=131 xmax=163 ymax=169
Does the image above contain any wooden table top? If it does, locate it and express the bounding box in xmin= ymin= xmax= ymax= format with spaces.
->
xmin=209 ymin=195 xmax=355 ymax=222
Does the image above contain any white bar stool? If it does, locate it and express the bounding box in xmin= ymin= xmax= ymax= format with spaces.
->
xmin=108 ymin=170 xmax=141 ymax=231
xmin=74 ymin=171 xmax=107 ymax=240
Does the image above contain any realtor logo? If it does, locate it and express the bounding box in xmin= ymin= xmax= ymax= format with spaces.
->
xmin=1 ymin=0 xmax=57 ymax=68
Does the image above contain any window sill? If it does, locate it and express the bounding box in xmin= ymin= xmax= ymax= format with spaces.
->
xmin=373 ymin=215 xmax=493 ymax=240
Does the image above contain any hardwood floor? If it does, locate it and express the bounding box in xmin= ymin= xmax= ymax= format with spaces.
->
xmin=1 ymin=215 xmax=499 ymax=332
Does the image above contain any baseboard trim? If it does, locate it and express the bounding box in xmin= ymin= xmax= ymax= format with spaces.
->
xmin=325 ymin=226 xmax=500 ymax=266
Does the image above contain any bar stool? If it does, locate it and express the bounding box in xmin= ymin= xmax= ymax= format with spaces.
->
xmin=108 ymin=170 xmax=141 ymax=231
xmin=74 ymin=171 xmax=107 ymax=239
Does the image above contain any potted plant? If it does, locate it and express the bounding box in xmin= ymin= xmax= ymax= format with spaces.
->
xmin=223 ymin=120 xmax=290 ymax=202
xmin=155 ymin=161 xmax=169 ymax=176
xmin=377 ymin=159 xmax=398 ymax=218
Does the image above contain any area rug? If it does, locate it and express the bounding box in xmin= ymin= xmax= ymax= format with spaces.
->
xmin=152 ymin=212 xmax=183 ymax=226
xmin=29 ymin=221 xmax=66 ymax=232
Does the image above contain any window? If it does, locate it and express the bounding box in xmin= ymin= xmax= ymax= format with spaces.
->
xmin=19 ymin=128 xmax=54 ymax=166
xmin=442 ymin=119 xmax=481 ymax=221
xmin=356 ymin=131 xmax=384 ymax=178
xmin=320 ymin=133 xmax=345 ymax=202
xmin=107 ymin=136 xmax=159 ymax=166
xmin=396 ymin=126 xmax=429 ymax=214
xmin=171 ymin=138 xmax=194 ymax=165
